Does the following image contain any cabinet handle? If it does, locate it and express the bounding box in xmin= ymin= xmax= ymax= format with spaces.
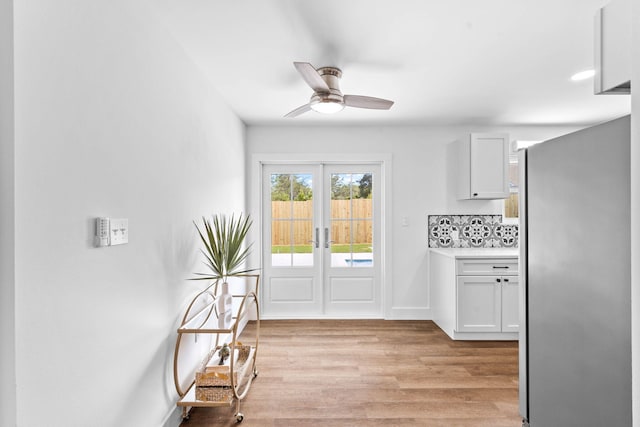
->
xmin=492 ymin=266 xmax=509 ymax=269
xmin=473 ymin=192 xmax=478 ymax=197
xmin=503 ymin=278 xmax=509 ymax=283
xmin=496 ymin=278 xmax=501 ymax=283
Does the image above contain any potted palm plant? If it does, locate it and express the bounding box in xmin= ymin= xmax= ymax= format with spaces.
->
xmin=193 ymin=213 xmax=255 ymax=285
xmin=193 ymin=213 xmax=256 ymax=327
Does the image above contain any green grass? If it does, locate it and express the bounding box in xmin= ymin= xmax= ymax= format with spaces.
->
xmin=272 ymin=243 xmax=372 ymax=254
xmin=272 ymin=245 xmax=312 ymax=254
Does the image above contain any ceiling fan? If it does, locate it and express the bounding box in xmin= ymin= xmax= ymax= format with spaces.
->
xmin=285 ymin=62 xmax=394 ymax=118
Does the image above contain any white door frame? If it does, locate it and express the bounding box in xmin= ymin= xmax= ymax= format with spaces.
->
xmin=249 ymin=153 xmax=393 ymax=319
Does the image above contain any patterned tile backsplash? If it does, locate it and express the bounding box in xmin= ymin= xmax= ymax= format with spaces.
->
xmin=428 ymin=215 xmax=518 ymax=248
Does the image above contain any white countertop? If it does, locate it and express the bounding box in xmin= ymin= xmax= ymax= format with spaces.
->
xmin=429 ymin=247 xmax=519 ymax=258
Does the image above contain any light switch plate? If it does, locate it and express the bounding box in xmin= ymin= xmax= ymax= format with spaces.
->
xmin=110 ymin=218 xmax=128 ymax=245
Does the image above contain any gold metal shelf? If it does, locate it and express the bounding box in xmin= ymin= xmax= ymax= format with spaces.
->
xmin=173 ymin=275 xmax=260 ymax=423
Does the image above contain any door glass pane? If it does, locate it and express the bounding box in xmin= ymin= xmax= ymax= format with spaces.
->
xmin=271 ymin=173 xmax=313 ymax=267
xmin=330 ymin=173 xmax=373 ymax=268
xmin=505 ymin=158 xmax=519 ymax=219
xmin=330 ymin=220 xmax=351 ymax=267
xmin=292 ymin=220 xmax=313 ymax=266
xmin=504 ymin=193 xmax=519 ymax=219
xmin=331 ymin=174 xmax=353 ymax=218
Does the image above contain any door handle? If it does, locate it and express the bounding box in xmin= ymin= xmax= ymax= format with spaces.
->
xmin=308 ymin=227 xmax=319 ymax=249
xmin=324 ymin=227 xmax=335 ymax=249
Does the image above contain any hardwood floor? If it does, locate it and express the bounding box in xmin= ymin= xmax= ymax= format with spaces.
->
xmin=180 ymin=320 xmax=521 ymax=426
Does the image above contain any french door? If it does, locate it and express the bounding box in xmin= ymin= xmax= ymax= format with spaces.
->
xmin=261 ymin=163 xmax=382 ymax=318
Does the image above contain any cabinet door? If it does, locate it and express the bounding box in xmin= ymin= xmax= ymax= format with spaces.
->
xmin=456 ymin=276 xmax=501 ymax=332
xmin=594 ymin=2 xmax=631 ymax=94
xmin=501 ymin=276 xmax=519 ymax=332
xmin=470 ymin=134 xmax=509 ymax=199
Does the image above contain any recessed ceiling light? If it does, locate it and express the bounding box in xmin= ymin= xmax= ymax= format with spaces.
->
xmin=570 ymin=69 xmax=595 ymax=81
xmin=514 ymin=140 xmax=542 ymax=150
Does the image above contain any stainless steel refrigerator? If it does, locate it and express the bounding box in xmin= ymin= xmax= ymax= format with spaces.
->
xmin=519 ymin=115 xmax=631 ymax=426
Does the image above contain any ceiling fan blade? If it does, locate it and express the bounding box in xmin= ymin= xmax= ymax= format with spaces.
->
xmin=294 ymin=62 xmax=330 ymax=93
xmin=284 ymin=103 xmax=312 ymax=118
xmin=344 ymin=95 xmax=394 ymax=110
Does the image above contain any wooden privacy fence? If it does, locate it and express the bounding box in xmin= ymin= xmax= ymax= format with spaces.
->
xmin=271 ymin=200 xmax=373 ymax=245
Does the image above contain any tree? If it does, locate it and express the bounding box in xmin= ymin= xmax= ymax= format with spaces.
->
xmin=271 ymin=174 xmax=313 ymax=201
xmin=358 ymin=173 xmax=372 ymax=199
xmin=331 ymin=174 xmax=351 ymax=200
xmin=331 ymin=173 xmax=373 ymax=200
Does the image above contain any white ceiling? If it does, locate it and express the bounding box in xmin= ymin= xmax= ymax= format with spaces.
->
xmin=154 ymin=0 xmax=630 ymax=126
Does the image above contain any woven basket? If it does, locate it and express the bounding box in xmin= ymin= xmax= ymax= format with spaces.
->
xmin=195 ymin=345 xmax=252 ymax=387
xmin=195 ymin=386 xmax=234 ymax=403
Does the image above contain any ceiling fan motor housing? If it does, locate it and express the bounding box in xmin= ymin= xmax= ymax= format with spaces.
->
xmin=311 ymin=67 xmax=344 ymax=106
xmin=316 ymin=67 xmax=343 ymax=92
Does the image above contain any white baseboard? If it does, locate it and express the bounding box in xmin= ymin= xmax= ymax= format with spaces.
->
xmin=259 ymin=308 xmax=432 ymax=321
xmin=386 ymin=307 xmax=432 ymax=320
xmin=260 ymin=314 xmax=384 ymax=320
xmin=162 ymin=406 xmax=183 ymax=427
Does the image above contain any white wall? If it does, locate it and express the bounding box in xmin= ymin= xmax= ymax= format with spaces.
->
xmin=631 ymin=0 xmax=639 ymax=424
xmin=0 ymin=0 xmax=16 ymax=426
xmin=247 ymin=124 xmax=578 ymax=318
xmin=12 ymin=1 xmax=246 ymax=426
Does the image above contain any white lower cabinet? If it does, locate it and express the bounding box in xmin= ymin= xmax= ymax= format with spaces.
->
xmin=430 ymin=250 xmax=519 ymax=340
xmin=457 ymin=275 xmax=519 ymax=333
xmin=501 ymin=276 xmax=519 ymax=332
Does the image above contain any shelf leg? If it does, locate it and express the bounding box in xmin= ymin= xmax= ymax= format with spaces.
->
xmin=181 ymin=407 xmax=190 ymax=420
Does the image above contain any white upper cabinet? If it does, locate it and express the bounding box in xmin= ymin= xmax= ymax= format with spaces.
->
xmin=455 ymin=133 xmax=509 ymax=200
xmin=594 ymin=0 xmax=631 ymax=94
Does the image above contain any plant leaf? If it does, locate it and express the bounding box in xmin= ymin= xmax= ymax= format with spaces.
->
xmin=192 ymin=213 xmax=255 ymax=281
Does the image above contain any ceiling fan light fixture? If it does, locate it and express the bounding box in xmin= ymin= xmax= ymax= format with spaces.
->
xmin=310 ymin=99 xmax=345 ymax=114
xmin=309 ymin=91 xmax=345 ymax=114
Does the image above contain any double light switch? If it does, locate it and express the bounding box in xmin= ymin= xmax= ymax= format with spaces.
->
xmin=95 ymin=217 xmax=128 ymax=247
